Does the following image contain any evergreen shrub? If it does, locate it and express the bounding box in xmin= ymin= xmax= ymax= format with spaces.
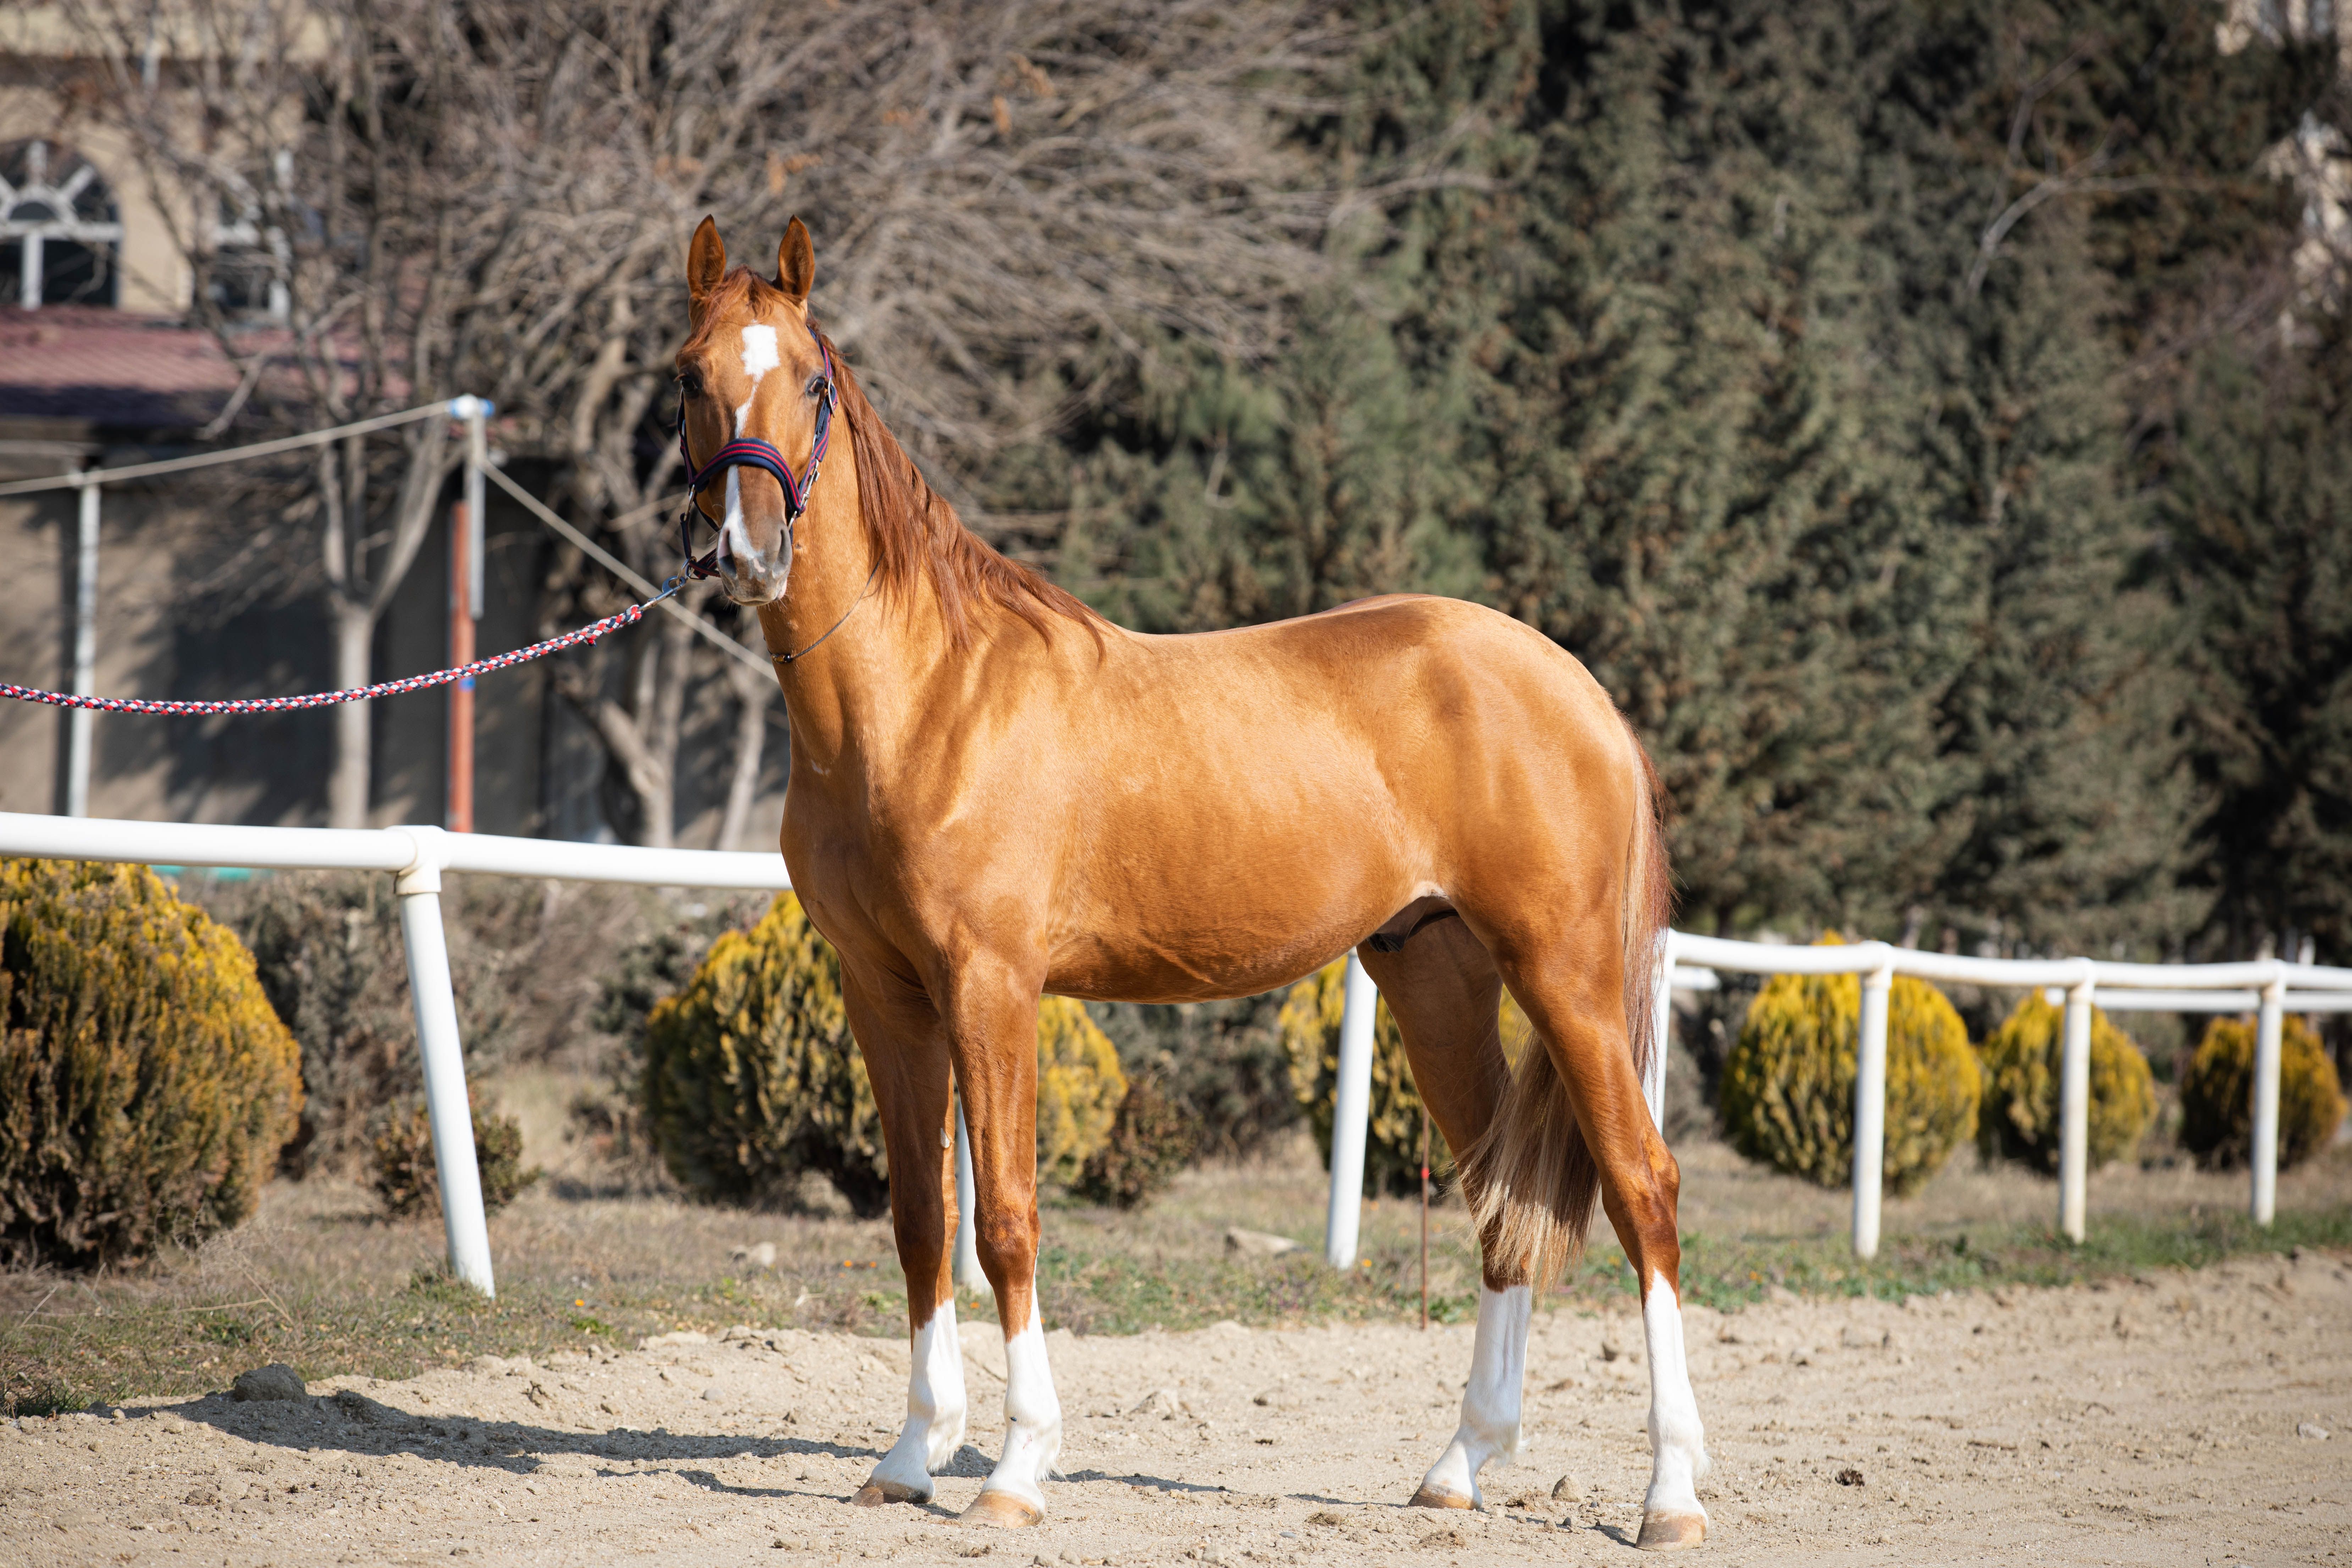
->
xmin=368 ymin=1103 xmax=542 ymax=1218
xmin=1718 ymin=937 xmax=1979 ymax=1194
xmin=1976 ymin=993 xmax=2156 ymax=1172
xmin=0 ymin=859 xmax=302 ymax=1268
xmin=642 ymin=894 xmax=1126 ymax=1213
xmin=2180 ymin=1015 xmax=2347 ymax=1170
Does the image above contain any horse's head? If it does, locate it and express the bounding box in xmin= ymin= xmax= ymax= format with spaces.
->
xmin=676 ymin=215 xmax=835 ymax=606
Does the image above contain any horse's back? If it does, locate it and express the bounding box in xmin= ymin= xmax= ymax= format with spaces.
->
xmin=1025 ymin=594 xmax=1641 ymax=1000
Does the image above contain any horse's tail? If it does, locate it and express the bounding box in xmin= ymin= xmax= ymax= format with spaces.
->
xmin=1460 ymin=718 xmax=1670 ymax=1288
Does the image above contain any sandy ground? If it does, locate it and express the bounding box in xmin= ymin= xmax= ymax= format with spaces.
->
xmin=7 ymin=1248 xmax=2348 ymax=1567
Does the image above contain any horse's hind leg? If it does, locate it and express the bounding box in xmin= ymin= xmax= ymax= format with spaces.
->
xmin=1357 ymin=922 xmax=1531 ymax=1513
xmin=1496 ymin=935 xmax=1708 ymax=1551
xmin=840 ymin=967 xmax=969 ymax=1508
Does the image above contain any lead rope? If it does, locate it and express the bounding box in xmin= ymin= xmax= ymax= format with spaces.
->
xmin=0 ymin=577 xmax=689 ymax=717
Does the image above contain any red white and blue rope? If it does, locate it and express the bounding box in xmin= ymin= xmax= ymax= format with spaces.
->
xmin=0 ymin=578 xmax=685 ymax=717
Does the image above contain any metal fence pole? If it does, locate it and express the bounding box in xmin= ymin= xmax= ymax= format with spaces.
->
xmin=952 ymin=1096 xmax=989 ymax=1296
xmin=1646 ymin=930 xmax=1674 ymax=1133
xmin=392 ymin=830 xmax=495 ymax=1296
xmin=1851 ymin=949 xmax=1894 ymax=1260
xmin=2252 ymin=966 xmax=2285 ymax=1226
xmin=1324 ymin=951 xmax=1379 ymax=1269
xmin=64 ymin=474 xmax=99 ymax=818
xmin=2057 ymin=970 xmax=2095 ymax=1242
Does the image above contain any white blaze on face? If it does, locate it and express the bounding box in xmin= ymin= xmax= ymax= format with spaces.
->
xmin=864 ymin=1298 xmax=970 ymax=1501
xmin=1417 ymin=1283 xmax=1530 ymax=1507
xmin=983 ymin=1293 xmax=1063 ymax=1511
xmin=720 ymin=322 xmax=784 ymax=570
xmin=1640 ymin=1270 xmax=1710 ymax=1526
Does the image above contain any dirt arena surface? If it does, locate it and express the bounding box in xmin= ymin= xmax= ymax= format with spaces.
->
xmin=7 ymin=1246 xmax=2348 ymax=1567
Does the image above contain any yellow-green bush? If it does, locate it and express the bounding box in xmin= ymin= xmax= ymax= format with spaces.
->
xmin=2180 ymin=1014 xmax=2347 ymax=1171
xmin=368 ymin=1102 xmax=543 ymax=1218
xmin=0 ymin=858 xmax=303 ymax=1268
xmin=1975 ymin=994 xmax=2156 ymax=1173
xmin=1718 ymin=938 xmax=1980 ymax=1195
xmin=642 ymin=894 xmax=1126 ymax=1212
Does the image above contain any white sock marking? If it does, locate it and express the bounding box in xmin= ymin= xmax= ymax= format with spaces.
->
xmin=1418 ymin=1284 xmax=1529 ymax=1506
xmin=866 ymin=1299 xmax=969 ymax=1500
xmin=1641 ymin=1271 xmax=1709 ymax=1524
xmin=983 ymin=1294 xmax=1062 ymax=1511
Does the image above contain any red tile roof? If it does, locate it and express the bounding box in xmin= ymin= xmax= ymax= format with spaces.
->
xmin=0 ymin=306 xmax=240 ymax=429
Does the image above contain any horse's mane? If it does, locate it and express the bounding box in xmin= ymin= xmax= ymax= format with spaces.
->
xmin=685 ymin=267 xmax=1101 ymax=652
xmin=822 ymin=328 xmax=1102 ymax=653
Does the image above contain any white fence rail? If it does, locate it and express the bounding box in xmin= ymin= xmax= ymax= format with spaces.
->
xmin=4 ymin=811 xmax=2343 ymax=1290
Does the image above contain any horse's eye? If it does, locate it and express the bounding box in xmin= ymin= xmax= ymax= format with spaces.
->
xmin=806 ymin=375 xmax=828 ymax=398
xmin=677 ymin=372 xmax=703 ymax=399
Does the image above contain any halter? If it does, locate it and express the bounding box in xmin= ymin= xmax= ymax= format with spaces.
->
xmin=675 ymin=324 xmax=839 ymax=581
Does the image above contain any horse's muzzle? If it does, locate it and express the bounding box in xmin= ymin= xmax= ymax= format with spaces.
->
xmin=716 ymin=527 xmax=790 ymax=606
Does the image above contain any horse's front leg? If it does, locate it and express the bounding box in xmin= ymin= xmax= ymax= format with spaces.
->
xmin=943 ymin=955 xmax=1060 ymax=1528
xmin=842 ymin=970 xmax=968 ymax=1508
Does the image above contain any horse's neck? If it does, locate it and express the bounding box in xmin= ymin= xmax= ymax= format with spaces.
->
xmin=766 ymin=506 xmax=954 ymax=780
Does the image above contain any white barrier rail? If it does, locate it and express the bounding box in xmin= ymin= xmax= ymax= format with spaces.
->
xmin=0 ymin=811 xmax=794 ymax=1296
xmin=1320 ymin=929 xmax=2352 ymax=1266
xmin=5 ymin=811 xmax=2341 ymax=1285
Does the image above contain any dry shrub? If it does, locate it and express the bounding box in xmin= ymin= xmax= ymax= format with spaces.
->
xmin=0 ymin=859 xmax=302 ymax=1268
xmin=1976 ymin=993 xmax=2156 ymax=1173
xmin=1718 ymin=937 xmax=1980 ymax=1195
xmin=1074 ymin=1070 xmax=1201 ymax=1210
xmin=2180 ymin=1014 xmax=2347 ymax=1170
xmin=368 ymin=1102 xmax=542 ymax=1219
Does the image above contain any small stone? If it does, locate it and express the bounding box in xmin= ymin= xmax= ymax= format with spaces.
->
xmin=1131 ymin=1388 xmax=1183 ymax=1419
xmin=730 ymin=1243 xmax=779 ymax=1270
xmin=1598 ymin=1340 xmax=1623 ymax=1363
xmin=1224 ymin=1228 xmax=1300 ymax=1258
xmin=1790 ymin=1346 xmax=1816 ymax=1367
xmin=703 ymin=1387 xmax=726 ymax=1403
xmin=1835 ymin=1467 xmax=1865 ymax=1486
xmin=1840 ymin=1325 xmax=1887 ymax=1350
xmin=182 ymin=1486 xmax=219 ymax=1507
xmin=231 ymin=1364 xmax=308 ymax=1403
xmin=2297 ymin=1422 xmax=2330 ymax=1441
xmin=1550 ymin=1473 xmax=1582 ymax=1499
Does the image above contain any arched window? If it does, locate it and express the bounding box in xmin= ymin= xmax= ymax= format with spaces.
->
xmin=0 ymin=141 xmax=125 ymax=309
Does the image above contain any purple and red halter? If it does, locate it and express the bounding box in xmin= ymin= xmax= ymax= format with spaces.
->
xmin=675 ymin=324 xmax=839 ymax=580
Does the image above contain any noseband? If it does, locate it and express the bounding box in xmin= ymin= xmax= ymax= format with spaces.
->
xmin=675 ymin=324 xmax=839 ymax=581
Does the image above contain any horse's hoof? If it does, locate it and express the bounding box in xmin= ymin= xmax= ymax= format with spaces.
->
xmin=1635 ymin=1511 xmax=1708 ymax=1551
xmin=852 ymin=1479 xmax=928 ymax=1508
xmin=959 ymin=1490 xmax=1044 ymax=1529
xmin=1408 ymin=1484 xmax=1477 ymax=1511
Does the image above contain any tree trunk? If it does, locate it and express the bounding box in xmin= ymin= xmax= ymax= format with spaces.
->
xmin=327 ymin=599 xmax=374 ymax=829
xmin=717 ymin=632 xmax=774 ymax=851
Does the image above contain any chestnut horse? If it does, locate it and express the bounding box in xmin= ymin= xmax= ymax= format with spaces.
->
xmin=676 ymin=216 xmax=1710 ymax=1550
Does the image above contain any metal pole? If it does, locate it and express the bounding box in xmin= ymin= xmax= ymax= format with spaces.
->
xmin=392 ymin=830 xmax=495 ymax=1296
xmin=952 ymin=1095 xmax=989 ymax=1296
xmin=1646 ymin=929 xmax=1674 ymax=1132
xmin=1418 ymin=1108 xmax=1430 ymax=1331
xmin=2057 ymin=969 xmax=2094 ymax=1242
xmin=1324 ymin=951 xmax=1378 ymax=1269
xmin=2252 ymin=966 xmax=2285 ymax=1226
xmin=64 ymin=474 xmax=98 ymax=818
xmin=1851 ymin=949 xmax=1893 ymax=1260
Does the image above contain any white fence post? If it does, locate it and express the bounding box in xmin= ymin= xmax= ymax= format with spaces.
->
xmin=2252 ymin=964 xmax=2286 ymax=1226
xmin=2058 ymin=966 xmax=2095 ymax=1242
xmin=392 ymin=828 xmax=495 ymax=1296
xmin=1646 ymin=929 xmax=1673 ymax=1133
xmin=1324 ymin=951 xmax=1379 ymax=1269
xmin=1851 ymin=946 xmax=1894 ymax=1260
xmin=65 ymin=474 xmax=99 ymax=818
xmin=952 ymin=1096 xmax=989 ymax=1296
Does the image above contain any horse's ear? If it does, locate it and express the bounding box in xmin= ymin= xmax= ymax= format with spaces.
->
xmin=776 ymin=217 xmax=815 ymax=307
xmin=688 ymin=216 xmax=727 ymax=320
